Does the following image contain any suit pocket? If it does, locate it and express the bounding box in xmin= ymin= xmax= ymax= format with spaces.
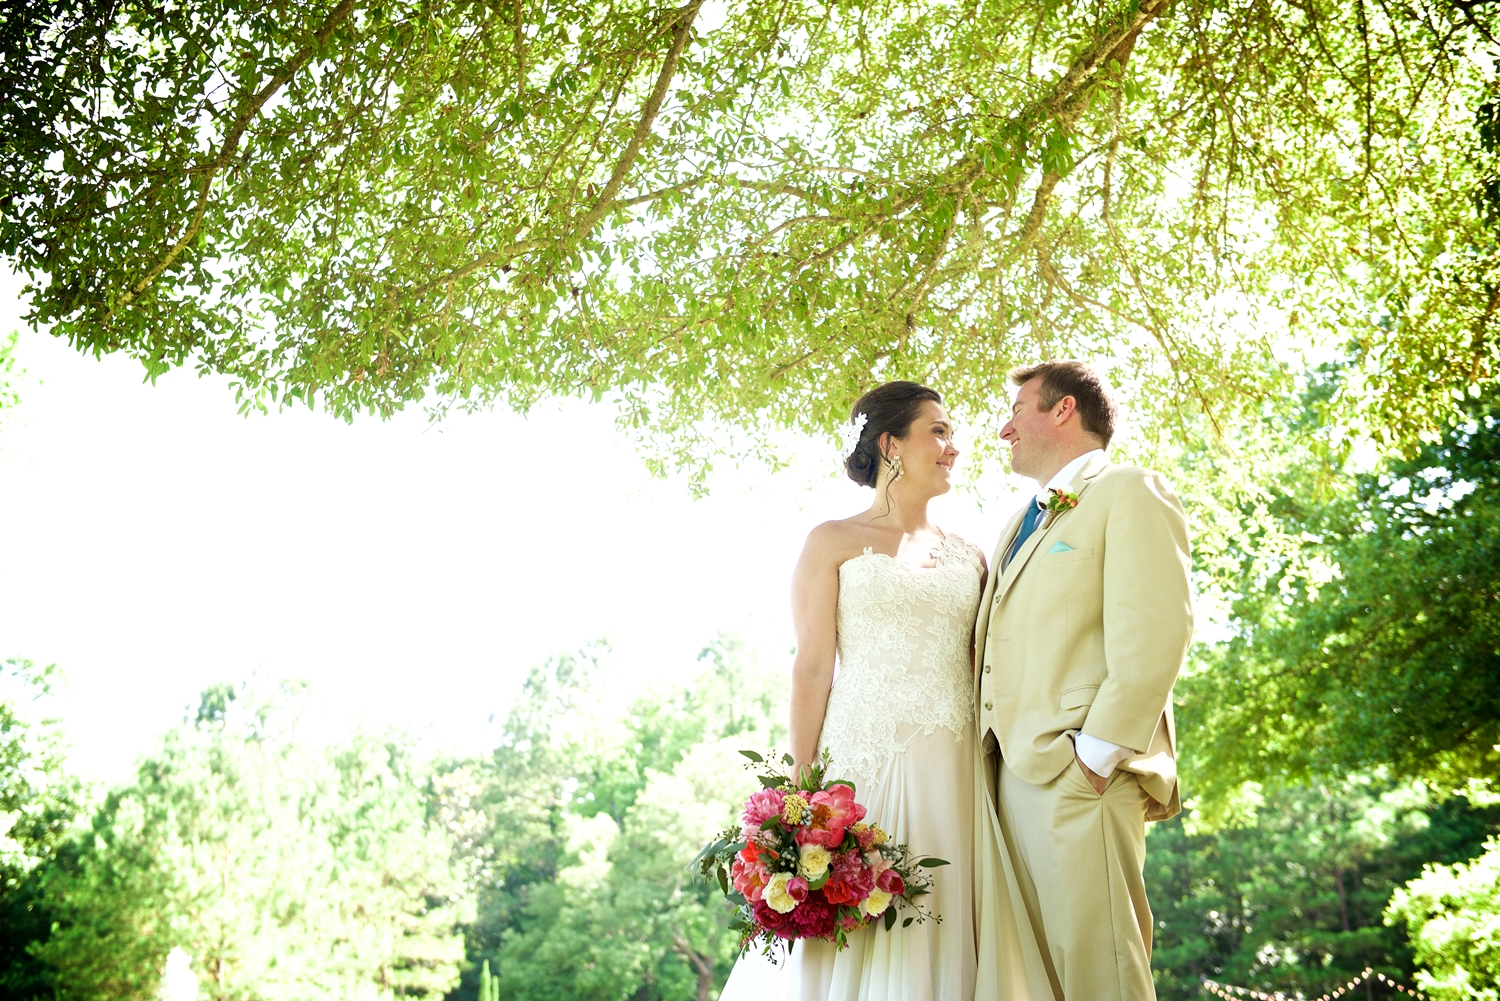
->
xmin=1038 ymin=546 xmax=1095 ymax=568
xmin=1060 ymin=685 xmax=1098 ymax=710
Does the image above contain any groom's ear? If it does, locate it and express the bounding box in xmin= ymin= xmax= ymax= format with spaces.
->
xmin=1050 ymin=394 xmax=1079 ymax=424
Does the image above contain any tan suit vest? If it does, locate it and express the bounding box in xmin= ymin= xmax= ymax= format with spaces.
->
xmin=974 ymin=455 xmax=1193 ymax=821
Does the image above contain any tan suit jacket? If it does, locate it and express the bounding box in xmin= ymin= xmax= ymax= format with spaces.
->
xmin=974 ymin=453 xmax=1192 ymax=820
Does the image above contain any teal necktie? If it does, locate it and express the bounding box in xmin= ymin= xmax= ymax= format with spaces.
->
xmin=1004 ymin=498 xmax=1045 ymax=570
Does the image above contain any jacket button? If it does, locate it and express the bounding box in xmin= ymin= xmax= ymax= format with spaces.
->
xmin=984 ymin=701 xmax=993 ymax=710
xmin=983 ymin=665 xmax=991 ymax=673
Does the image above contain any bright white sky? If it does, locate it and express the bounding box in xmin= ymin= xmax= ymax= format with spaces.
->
xmin=0 ymin=270 xmax=1025 ymax=785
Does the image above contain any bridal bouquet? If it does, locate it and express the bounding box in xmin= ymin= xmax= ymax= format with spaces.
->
xmin=693 ymin=750 xmax=947 ymax=956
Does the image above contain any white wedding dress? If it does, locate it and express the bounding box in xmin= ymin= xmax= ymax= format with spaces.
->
xmin=720 ymin=533 xmax=982 ymax=1001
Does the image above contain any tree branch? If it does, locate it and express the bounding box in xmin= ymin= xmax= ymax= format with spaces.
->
xmin=572 ymin=0 xmax=703 ymax=238
xmin=412 ymin=0 xmax=702 ymax=294
xmin=110 ymin=0 xmax=359 ymax=316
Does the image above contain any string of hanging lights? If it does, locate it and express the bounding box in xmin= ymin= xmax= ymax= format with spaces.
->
xmin=1201 ymin=967 xmax=1428 ymax=1000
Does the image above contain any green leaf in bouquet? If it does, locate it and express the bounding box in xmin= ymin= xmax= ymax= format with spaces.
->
xmin=740 ymin=750 xmax=765 ymax=763
xmin=828 ymin=779 xmax=856 ymax=793
xmin=884 ymin=907 xmax=897 ymax=930
xmin=725 ymin=841 xmax=747 ymax=855
xmin=690 ymin=838 xmax=728 ymax=871
xmin=727 ymin=889 xmax=747 ymax=906
xmin=916 ymin=857 xmax=950 ymax=867
xmin=782 ymin=752 xmax=795 ymax=766
xmin=758 ymin=774 xmax=784 ymax=789
xmin=902 ymin=917 xmax=914 ymax=927
xmin=808 ymin=870 xmax=830 ymax=891
xmin=718 ymin=867 xmax=730 ymax=895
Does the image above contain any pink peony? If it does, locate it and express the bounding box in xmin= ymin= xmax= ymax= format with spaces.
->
xmin=794 ymin=784 xmax=866 ymax=847
xmin=741 ymin=788 xmax=787 ymax=835
xmin=787 ymin=876 xmax=809 ymax=904
xmin=731 ymin=843 xmax=770 ymax=903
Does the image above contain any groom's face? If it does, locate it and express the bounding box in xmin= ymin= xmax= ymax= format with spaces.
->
xmin=1000 ymin=377 xmax=1060 ymax=480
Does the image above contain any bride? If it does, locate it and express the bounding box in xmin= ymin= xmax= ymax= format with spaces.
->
xmin=721 ymin=380 xmax=984 ymax=1001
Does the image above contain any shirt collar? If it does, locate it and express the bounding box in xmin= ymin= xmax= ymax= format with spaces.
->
xmin=1033 ymin=448 xmax=1106 ymax=505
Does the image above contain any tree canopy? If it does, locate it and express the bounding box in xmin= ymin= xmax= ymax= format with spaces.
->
xmin=5 ymin=0 xmax=1499 ymax=459
xmin=1181 ymin=391 xmax=1500 ymax=804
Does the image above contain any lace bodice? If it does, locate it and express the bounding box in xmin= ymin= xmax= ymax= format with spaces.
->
xmin=819 ymin=533 xmax=985 ymax=785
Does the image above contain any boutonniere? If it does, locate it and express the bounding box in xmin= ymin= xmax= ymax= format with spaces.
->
xmin=1040 ymin=487 xmax=1080 ymax=528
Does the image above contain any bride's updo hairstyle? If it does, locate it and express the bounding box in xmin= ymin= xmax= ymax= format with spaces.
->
xmin=844 ymin=381 xmax=943 ymax=488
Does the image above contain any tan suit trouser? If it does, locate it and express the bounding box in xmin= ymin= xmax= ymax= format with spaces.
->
xmin=984 ymin=741 xmax=1155 ymax=1000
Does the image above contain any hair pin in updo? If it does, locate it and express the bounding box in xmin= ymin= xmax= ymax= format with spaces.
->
xmin=838 ymin=412 xmax=868 ymax=460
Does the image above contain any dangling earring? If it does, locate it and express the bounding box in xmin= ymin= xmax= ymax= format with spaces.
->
xmin=885 ymin=453 xmax=904 ymax=481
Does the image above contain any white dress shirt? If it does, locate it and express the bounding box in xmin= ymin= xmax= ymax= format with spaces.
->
xmin=1031 ymin=449 xmax=1134 ymax=778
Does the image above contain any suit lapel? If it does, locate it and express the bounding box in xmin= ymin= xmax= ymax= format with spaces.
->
xmin=973 ymin=506 xmax=1027 ymax=682
xmin=992 ymin=453 xmax=1110 ymax=605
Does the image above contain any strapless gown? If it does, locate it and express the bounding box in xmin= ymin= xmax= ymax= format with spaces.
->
xmin=720 ymin=533 xmax=982 ymax=1001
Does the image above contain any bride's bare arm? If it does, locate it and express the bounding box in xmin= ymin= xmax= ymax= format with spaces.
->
xmin=789 ymin=524 xmax=844 ymax=779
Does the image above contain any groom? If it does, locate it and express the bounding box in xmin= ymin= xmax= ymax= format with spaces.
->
xmin=973 ymin=361 xmax=1192 ymax=1000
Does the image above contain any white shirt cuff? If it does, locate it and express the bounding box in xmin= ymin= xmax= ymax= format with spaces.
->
xmin=1074 ymin=731 xmax=1133 ymax=777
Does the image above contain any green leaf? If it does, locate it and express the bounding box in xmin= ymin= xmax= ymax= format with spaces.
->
xmin=740 ymin=750 xmax=764 ymax=763
xmin=917 ymin=858 xmax=950 ymax=867
xmin=884 ymin=908 xmax=897 ymax=930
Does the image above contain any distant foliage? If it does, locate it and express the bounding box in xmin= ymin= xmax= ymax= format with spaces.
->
xmin=438 ymin=636 xmax=788 ymax=1001
xmin=1389 ymin=837 xmax=1500 ymax=1000
xmin=1149 ymin=778 xmax=1499 ymax=1000
xmin=0 ymin=660 xmax=83 ymax=1000
xmin=1182 ymin=392 xmax=1500 ymax=806
xmin=28 ymin=681 xmax=470 ymax=1001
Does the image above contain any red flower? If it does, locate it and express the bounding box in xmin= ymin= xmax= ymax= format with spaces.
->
xmin=795 ymin=784 xmax=866 ymax=847
xmin=753 ymin=899 xmax=798 ymax=939
xmin=821 ymin=848 xmax=876 ymax=905
xmin=788 ymin=893 xmax=837 ymax=939
xmin=876 ymin=867 xmax=905 ymax=895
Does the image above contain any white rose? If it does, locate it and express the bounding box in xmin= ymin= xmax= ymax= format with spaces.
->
xmin=859 ymin=889 xmax=893 ymax=918
xmin=797 ymin=844 xmax=831 ymax=881
xmin=764 ymin=872 xmax=800 ymax=914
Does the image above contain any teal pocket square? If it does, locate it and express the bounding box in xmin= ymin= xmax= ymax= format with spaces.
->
xmin=1047 ymin=541 xmax=1075 ymax=554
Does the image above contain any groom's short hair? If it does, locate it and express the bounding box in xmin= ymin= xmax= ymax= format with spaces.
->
xmin=1008 ymin=361 xmax=1117 ymax=446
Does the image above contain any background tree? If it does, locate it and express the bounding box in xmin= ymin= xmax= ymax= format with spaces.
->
xmin=1148 ymin=778 xmax=1500 ymax=999
xmin=437 ymin=637 xmax=786 ymax=1001
xmin=29 ymin=681 xmax=471 ymax=1001
xmin=0 ymin=660 xmax=83 ymax=1000
xmin=1388 ymin=835 xmax=1500 ymax=1000
xmin=1182 ymin=391 xmax=1500 ymax=806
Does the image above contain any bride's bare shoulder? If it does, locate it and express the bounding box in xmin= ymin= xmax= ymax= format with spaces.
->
xmin=801 ymin=517 xmax=870 ymax=564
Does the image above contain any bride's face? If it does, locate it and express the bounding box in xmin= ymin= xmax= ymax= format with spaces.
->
xmin=889 ymin=401 xmax=959 ymax=495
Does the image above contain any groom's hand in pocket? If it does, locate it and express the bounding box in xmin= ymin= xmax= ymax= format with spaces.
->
xmin=1074 ymin=753 xmax=1108 ymax=795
